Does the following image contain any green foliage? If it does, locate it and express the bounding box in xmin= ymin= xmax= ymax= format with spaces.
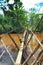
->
xmin=6 ymin=9 xmax=28 ymax=33
xmin=0 ymin=0 xmax=28 ymax=33
xmin=0 ymin=0 xmax=43 ymax=33
xmin=28 ymin=13 xmax=43 ymax=32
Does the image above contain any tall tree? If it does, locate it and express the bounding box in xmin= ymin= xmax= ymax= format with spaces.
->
xmin=0 ymin=0 xmax=28 ymax=33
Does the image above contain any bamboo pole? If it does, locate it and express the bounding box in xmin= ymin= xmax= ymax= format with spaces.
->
xmin=0 ymin=50 xmax=5 ymax=58
xmin=15 ymin=28 xmax=27 ymax=65
xmin=1 ymin=24 xmax=19 ymax=50
xmin=31 ymin=31 xmax=43 ymax=48
xmin=33 ymin=50 xmax=43 ymax=65
xmin=1 ymin=39 xmax=15 ymax=64
xmin=0 ymin=44 xmax=13 ymax=59
xmin=22 ymin=43 xmax=40 ymax=65
xmin=28 ymin=29 xmax=43 ymax=48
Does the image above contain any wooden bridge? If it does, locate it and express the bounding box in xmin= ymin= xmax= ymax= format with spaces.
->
xmin=0 ymin=27 xmax=43 ymax=65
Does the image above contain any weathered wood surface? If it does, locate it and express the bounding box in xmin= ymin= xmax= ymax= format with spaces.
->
xmin=0 ymin=33 xmax=43 ymax=51
xmin=0 ymin=33 xmax=43 ymax=65
xmin=0 ymin=34 xmax=23 ymax=51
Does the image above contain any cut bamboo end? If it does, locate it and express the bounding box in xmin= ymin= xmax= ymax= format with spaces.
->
xmin=14 ymin=63 xmax=21 ymax=65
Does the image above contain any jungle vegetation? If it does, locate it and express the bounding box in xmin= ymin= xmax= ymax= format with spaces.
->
xmin=0 ymin=0 xmax=43 ymax=33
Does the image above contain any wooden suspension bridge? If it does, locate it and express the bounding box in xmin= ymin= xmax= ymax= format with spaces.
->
xmin=0 ymin=27 xmax=43 ymax=65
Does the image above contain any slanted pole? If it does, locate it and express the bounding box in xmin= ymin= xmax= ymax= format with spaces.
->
xmin=22 ymin=42 xmax=40 ymax=65
xmin=15 ymin=28 xmax=27 ymax=65
xmin=1 ymin=24 xmax=19 ymax=50
xmin=33 ymin=50 xmax=43 ymax=65
xmin=28 ymin=29 xmax=43 ymax=48
xmin=1 ymin=39 xmax=15 ymax=64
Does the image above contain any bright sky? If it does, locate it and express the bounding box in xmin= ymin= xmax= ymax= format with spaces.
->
xmin=21 ymin=0 xmax=43 ymax=10
xmin=0 ymin=9 xmax=4 ymax=16
xmin=8 ymin=0 xmax=43 ymax=13
xmin=8 ymin=0 xmax=14 ymax=4
xmin=0 ymin=0 xmax=43 ymax=13
xmin=8 ymin=0 xmax=43 ymax=8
